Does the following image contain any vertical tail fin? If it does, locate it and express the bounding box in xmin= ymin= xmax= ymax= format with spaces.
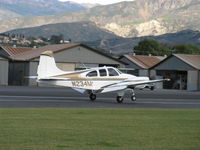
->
xmin=37 ymin=51 xmax=65 ymax=79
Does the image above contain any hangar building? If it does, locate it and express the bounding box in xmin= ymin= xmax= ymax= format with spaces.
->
xmin=151 ymin=54 xmax=200 ymax=91
xmin=120 ymin=54 xmax=200 ymax=91
xmin=120 ymin=55 xmax=165 ymax=76
xmin=0 ymin=55 xmax=8 ymax=85
xmin=0 ymin=46 xmax=33 ymax=85
xmin=0 ymin=44 xmax=125 ymax=86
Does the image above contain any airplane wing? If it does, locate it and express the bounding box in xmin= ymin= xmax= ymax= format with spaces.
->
xmin=100 ymin=79 xmax=170 ymax=93
xmin=127 ymin=78 xmax=170 ymax=88
xmin=38 ymin=77 xmax=69 ymax=80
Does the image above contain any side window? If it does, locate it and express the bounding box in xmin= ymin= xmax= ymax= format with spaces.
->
xmin=99 ymin=69 xmax=107 ymax=77
xmin=86 ymin=71 xmax=97 ymax=77
xmin=108 ymin=68 xmax=119 ymax=76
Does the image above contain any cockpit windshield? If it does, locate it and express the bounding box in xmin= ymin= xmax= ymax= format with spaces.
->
xmin=86 ymin=67 xmax=122 ymax=78
xmin=99 ymin=69 xmax=107 ymax=77
xmin=116 ymin=68 xmax=122 ymax=74
xmin=86 ymin=70 xmax=98 ymax=77
xmin=108 ymin=68 xmax=119 ymax=76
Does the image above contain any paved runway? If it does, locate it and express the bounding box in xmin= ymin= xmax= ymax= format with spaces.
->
xmin=0 ymin=86 xmax=200 ymax=108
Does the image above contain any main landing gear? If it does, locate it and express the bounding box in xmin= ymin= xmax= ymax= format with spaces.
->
xmin=131 ymin=90 xmax=136 ymax=101
xmin=116 ymin=91 xmax=124 ymax=103
xmin=116 ymin=89 xmax=136 ymax=103
xmin=89 ymin=89 xmax=137 ymax=103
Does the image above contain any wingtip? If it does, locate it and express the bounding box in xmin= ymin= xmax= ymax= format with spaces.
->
xmin=165 ymin=78 xmax=171 ymax=81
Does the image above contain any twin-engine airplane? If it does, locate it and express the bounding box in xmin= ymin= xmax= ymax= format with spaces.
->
xmin=36 ymin=51 xmax=169 ymax=103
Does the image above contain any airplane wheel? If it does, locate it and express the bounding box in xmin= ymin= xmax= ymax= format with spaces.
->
xmin=150 ymin=86 xmax=154 ymax=91
xmin=131 ymin=96 xmax=136 ymax=101
xmin=89 ymin=93 xmax=96 ymax=101
xmin=116 ymin=96 xmax=124 ymax=103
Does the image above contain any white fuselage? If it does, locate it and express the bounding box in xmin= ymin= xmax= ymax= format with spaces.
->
xmin=36 ymin=51 xmax=167 ymax=103
xmin=38 ymin=67 xmax=149 ymax=93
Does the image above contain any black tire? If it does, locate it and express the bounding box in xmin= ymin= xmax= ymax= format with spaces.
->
xmin=89 ymin=93 xmax=96 ymax=101
xmin=116 ymin=96 xmax=124 ymax=103
xmin=131 ymin=96 xmax=136 ymax=101
xmin=150 ymin=86 xmax=154 ymax=91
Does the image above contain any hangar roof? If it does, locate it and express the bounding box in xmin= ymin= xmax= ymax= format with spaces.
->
xmin=174 ymin=54 xmax=200 ymax=70
xmin=8 ymin=43 xmax=125 ymax=64
xmin=122 ymin=55 xmax=165 ymax=69
xmin=151 ymin=54 xmax=200 ymax=70
xmin=10 ymin=44 xmax=79 ymax=60
xmin=0 ymin=46 xmax=32 ymax=56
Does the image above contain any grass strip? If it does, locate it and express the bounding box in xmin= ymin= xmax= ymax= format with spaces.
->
xmin=0 ymin=108 xmax=199 ymax=150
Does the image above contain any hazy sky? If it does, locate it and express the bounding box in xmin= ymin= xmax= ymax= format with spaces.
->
xmin=59 ymin=0 xmax=134 ymax=5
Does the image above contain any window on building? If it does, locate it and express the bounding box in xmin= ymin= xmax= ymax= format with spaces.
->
xmin=86 ymin=70 xmax=98 ymax=77
xmin=99 ymin=69 xmax=107 ymax=77
xmin=108 ymin=68 xmax=119 ymax=76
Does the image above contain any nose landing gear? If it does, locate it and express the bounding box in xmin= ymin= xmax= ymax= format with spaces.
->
xmin=131 ymin=90 xmax=136 ymax=101
xmin=89 ymin=93 xmax=96 ymax=101
xmin=116 ymin=91 xmax=125 ymax=103
xmin=116 ymin=96 xmax=124 ymax=103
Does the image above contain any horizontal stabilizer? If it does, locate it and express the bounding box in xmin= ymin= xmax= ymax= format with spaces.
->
xmin=24 ymin=76 xmax=38 ymax=79
xmin=39 ymin=77 xmax=69 ymax=80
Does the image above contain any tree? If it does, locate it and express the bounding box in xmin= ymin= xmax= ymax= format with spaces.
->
xmin=49 ymin=34 xmax=64 ymax=44
xmin=133 ymin=39 xmax=171 ymax=56
xmin=39 ymin=36 xmax=48 ymax=42
xmin=173 ymin=44 xmax=200 ymax=54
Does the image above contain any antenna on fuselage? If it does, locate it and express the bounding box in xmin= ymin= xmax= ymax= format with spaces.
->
xmin=78 ymin=62 xmax=89 ymax=70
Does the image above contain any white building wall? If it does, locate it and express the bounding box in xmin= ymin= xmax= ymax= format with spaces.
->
xmin=150 ymin=70 xmax=156 ymax=79
xmin=199 ymin=71 xmax=200 ymax=91
xmin=0 ymin=58 xmax=8 ymax=85
xmin=54 ymin=46 xmax=124 ymax=67
xmin=139 ymin=69 xmax=148 ymax=76
xmin=187 ymin=70 xmax=198 ymax=91
xmin=28 ymin=61 xmax=39 ymax=86
xmin=57 ymin=63 xmax=75 ymax=71
xmin=150 ymin=70 xmax=165 ymax=89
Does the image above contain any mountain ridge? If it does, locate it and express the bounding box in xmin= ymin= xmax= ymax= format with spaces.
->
xmin=0 ymin=0 xmax=200 ymax=39
xmin=0 ymin=0 xmax=86 ymax=20
xmin=85 ymin=29 xmax=200 ymax=54
xmin=3 ymin=22 xmax=200 ymax=54
xmin=4 ymin=21 xmax=119 ymax=42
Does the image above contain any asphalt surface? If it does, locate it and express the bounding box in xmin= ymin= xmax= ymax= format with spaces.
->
xmin=0 ymin=86 xmax=200 ymax=109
